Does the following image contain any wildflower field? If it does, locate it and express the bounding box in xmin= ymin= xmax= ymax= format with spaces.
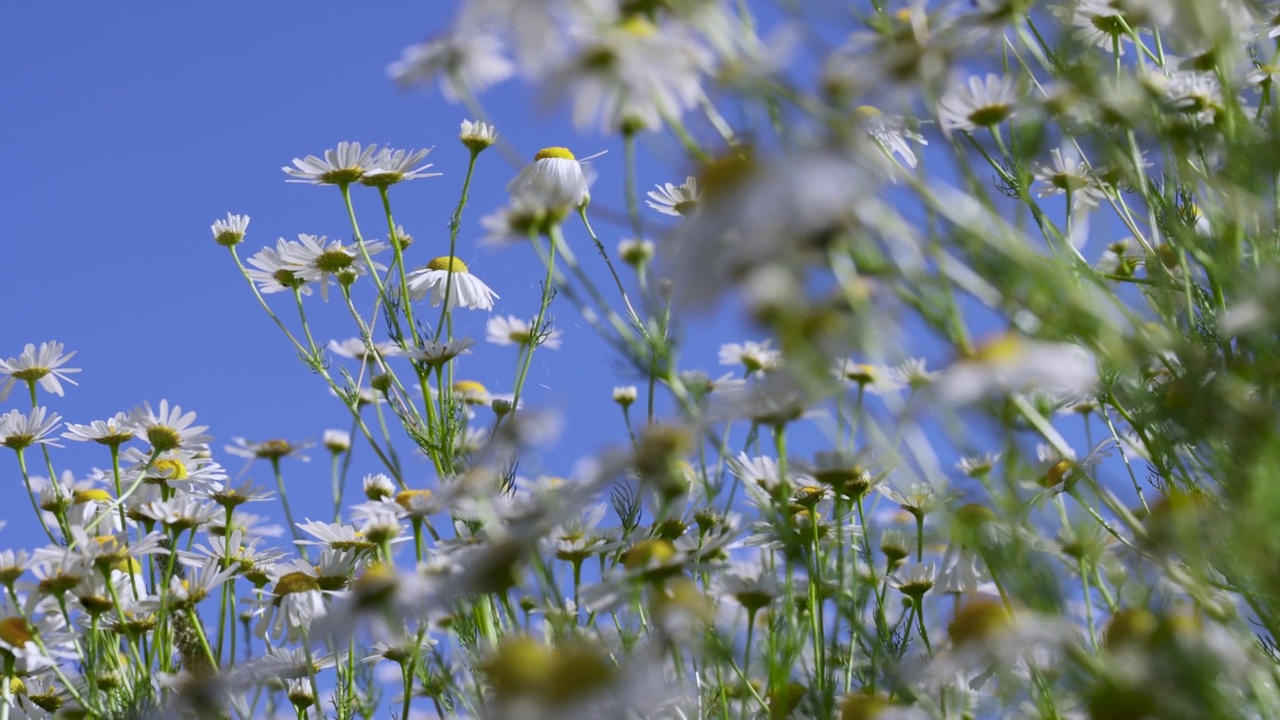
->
xmin=7 ymin=0 xmax=1280 ymax=717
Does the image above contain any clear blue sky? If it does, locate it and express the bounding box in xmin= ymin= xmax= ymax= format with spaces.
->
xmin=0 ymin=2 xmax=754 ymax=539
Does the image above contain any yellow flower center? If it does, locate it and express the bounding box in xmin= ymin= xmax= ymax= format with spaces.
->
xmin=852 ymin=105 xmax=884 ymax=123
xmin=534 ymin=147 xmax=577 ymax=161
xmin=274 ymin=571 xmax=321 ymax=596
xmin=395 ymin=489 xmax=432 ymax=510
xmin=151 ymin=458 xmax=189 ymax=481
xmin=256 ymin=439 xmax=295 ymax=459
xmin=426 ymin=256 xmax=470 ymax=273
xmin=968 ymin=333 xmax=1024 ymax=363
xmin=619 ymin=16 xmax=656 ymax=36
xmin=74 ymin=488 xmax=112 ymax=504
xmin=452 ymin=380 xmax=489 ymax=402
xmin=0 ymin=617 xmax=33 ymax=647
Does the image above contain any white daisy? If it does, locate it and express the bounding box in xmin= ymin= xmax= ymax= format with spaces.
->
xmin=278 ymin=234 xmax=389 ymax=302
xmin=937 ymin=73 xmax=1020 ymax=135
xmin=460 ymin=119 xmax=498 ymax=152
xmin=0 ymin=408 xmax=63 ymax=451
xmin=404 ymin=256 xmax=498 ymax=311
xmin=224 ymin=437 xmax=312 ymax=463
xmin=283 ymin=141 xmax=379 ymax=185
xmin=211 ymin=212 xmax=250 ymax=247
xmin=1033 ymin=146 xmax=1107 ymax=206
xmin=0 ymin=341 xmax=80 ymax=399
xmin=506 ymin=147 xmax=592 ymax=213
xmin=612 ymin=386 xmax=637 ymax=405
xmin=546 ymin=15 xmax=709 ymax=133
xmin=479 ymin=197 xmax=553 ymax=246
xmin=400 ymin=338 xmax=475 ymax=366
xmin=617 ymin=238 xmax=655 ymax=267
xmin=323 ymin=429 xmax=351 ymax=454
xmin=888 ymin=561 xmax=937 ymax=596
xmin=486 ymin=315 xmax=562 ymax=349
xmin=646 ymin=176 xmax=699 ymax=216
xmin=127 ymin=400 xmax=211 ymax=453
xmin=718 ymin=340 xmax=781 ymax=376
xmin=360 ymin=146 xmax=441 ymax=188
xmin=62 ymin=413 xmax=135 ymax=448
xmin=933 ymin=333 xmax=1098 ymax=405
xmin=244 ymin=238 xmax=312 ymax=296
xmin=853 ymin=105 xmax=927 ymax=169
xmin=253 ymin=562 xmax=328 ymax=644
xmin=326 ymin=338 xmax=400 ymax=363
xmin=388 ymin=31 xmax=516 ymax=102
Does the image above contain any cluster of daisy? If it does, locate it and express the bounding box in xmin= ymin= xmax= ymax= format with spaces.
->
xmin=11 ymin=0 xmax=1280 ymax=717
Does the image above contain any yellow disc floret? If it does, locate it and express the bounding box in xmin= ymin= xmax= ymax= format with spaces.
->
xmin=534 ymin=147 xmax=577 ymax=161
xmin=426 ymin=256 xmax=470 ymax=273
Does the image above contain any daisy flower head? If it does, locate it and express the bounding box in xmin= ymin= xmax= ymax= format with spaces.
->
xmin=617 ymin=238 xmax=655 ymax=267
xmin=210 ymin=212 xmax=249 ymax=247
xmin=460 ymin=119 xmax=498 ymax=153
xmin=405 ymin=256 xmax=499 ymax=311
xmin=360 ymin=146 xmax=441 ymax=188
xmin=718 ymin=340 xmax=781 ymax=376
xmin=279 ymin=234 xmax=389 ymax=301
xmin=388 ymin=31 xmax=516 ymax=102
xmin=225 ymin=438 xmax=312 ymax=463
xmin=938 ymin=73 xmax=1020 ymax=135
xmin=0 ymin=341 xmax=81 ymax=399
xmin=326 ymin=338 xmax=399 ymax=364
xmin=62 ymin=412 xmax=135 ymax=448
xmin=401 ymin=338 xmax=475 ymax=367
xmin=254 ymin=562 xmax=328 ymax=644
xmin=833 ymin=360 xmax=903 ymax=394
xmin=546 ymin=15 xmax=709 ymax=133
xmin=613 ymin=386 xmax=638 ymax=406
xmin=889 ymin=561 xmax=937 ymax=598
xmin=0 ymin=407 xmax=62 ymax=451
xmin=646 ymin=176 xmax=699 ymax=217
xmin=245 ymin=238 xmax=312 ymax=296
xmin=283 ymin=141 xmax=379 ymax=186
xmin=852 ymin=105 xmax=927 ymax=170
xmin=1033 ymin=146 xmax=1107 ymax=207
xmin=128 ymin=400 xmax=211 ymax=453
xmin=506 ymin=147 xmax=592 ymax=215
xmin=486 ymin=315 xmax=562 ymax=349
xmin=934 ymin=333 xmax=1098 ymax=405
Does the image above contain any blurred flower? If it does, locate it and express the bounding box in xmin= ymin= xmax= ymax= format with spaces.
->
xmin=224 ymin=437 xmax=312 ymax=463
xmin=388 ymin=31 xmax=516 ymax=101
xmin=933 ymin=333 xmax=1097 ymax=405
xmin=487 ymin=315 xmax=562 ymax=349
xmin=853 ymin=105 xmax=927 ymax=169
xmin=938 ymin=73 xmax=1019 ymax=135
xmin=718 ymin=339 xmax=781 ymax=376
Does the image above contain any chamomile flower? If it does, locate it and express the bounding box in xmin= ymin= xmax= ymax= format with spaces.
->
xmin=938 ymin=73 xmax=1020 ymax=135
xmin=253 ymin=562 xmax=328 ymax=643
xmin=889 ymin=561 xmax=937 ymax=597
xmin=210 ymin=212 xmax=250 ymax=247
xmin=718 ymin=340 xmax=781 ymax=376
xmin=283 ymin=141 xmax=379 ymax=185
xmin=388 ymin=31 xmax=516 ymax=102
xmin=224 ymin=438 xmax=312 ymax=463
xmin=244 ymin=238 xmax=312 ymax=296
xmin=1033 ymin=146 xmax=1108 ymax=206
xmin=400 ymin=338 xmax=475 ymax=366
xmin=487 ymin=315 xmax=562 ymax=349
xmin=934 ymin=333 xmax=1098 ymax=405
xmin=323 ymin=430 xmax=351 ymax=454
xmin=62 ymin=412 xmax=135 ymax=448
xmin=0 ymin=408 xmax=63 ymax=451
xmin=646 ymin=176 xmax=699 ymax=217
xmin=546 ymin=15 xmax=709 ymax=133
xmin=833 ymin=360 xmax=903 ymax=394
xmin=404 ymin=256 xmax=498 ymax=311
xmin=0 ymin=342 xmax=80 ymax=399
xmin=127 ymin=400 xmax=211 ymax=453
xmin=853 ymin=105 xmax=927 ymax=169
xmin=460 ymin=119 xmax=498 ymax=152
xmin=361 ymin=146 xmax=441 ymax=188
xmin=278 ymin=234 xmax=389 ymax=302
xmin=506 ymin=147 xmax=592 ymax=213
xmin=326 ymin=338 xmax=399 ymax=363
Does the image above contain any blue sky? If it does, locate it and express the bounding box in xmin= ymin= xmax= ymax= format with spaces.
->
xmin=0 ymin=2 xmax=764 ymax=540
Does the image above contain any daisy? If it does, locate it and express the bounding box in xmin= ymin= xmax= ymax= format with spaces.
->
xmin=1163 ymin=70 xmax=1223 ymax=123
xmin=283 ymin=141 xmax=378 ymax=185
xmin=278 ymin=234 xmax=388 ymax=302
xmin=893 ymin=358 xmax=941 ymax=390
xmin=0 ymin=407 xmax=63 ymax=451
xmin=877 ymin=481 xmax=948 ymax=518
xmin=0 ymin=341 xmax=80 ymax=399
xmin=362 ymin=473 xmax=395 ymax=501
xmin=387 ymin=31 xmax=516 ymax=102
xmin=479 ymin=197 xmax=553 ymax=246
xmin=937 ymin=73 xmax=1020 ymax=135
xmin=210 ymin=212 xmax=249 ymax=247
xmin=617 ymin=238 xmax=654 ymax=267
xmin=244 ymin=238 xmax=312 ymax=296
xmin=127 ymin=400 xmax=211 ymax=453
xmin=224 ymin=437 xmax=312 ymax=463
xmin=853 ymin=105 xmax=927 ymax=169
xmin=62 ymin=412 xmax=135 ymax=448
xmin=460 ymin=119 xmax=498 ymax=153
xmin=400 ymin=338 xmax=475 ymax=367
xmin=327 ymin=338 xmax=399 ymax=363
xmin=718 ymin=340 xmax=781 ymax=376
xmin=486 ymin=315 xmax=562 ymax=349
xmin=612 ymin=386 xmax=637 ymax=406
xmin=545 ymin=15 xmax=709 ymax=133
xmin=404 ymin=256 xmax=498 ymax=311
xmin=933 ymin=333 xmax=1098 ymax=405
xmin=253 ymin=562 xmax=328 ymax=643
xmin=294 ymin=519 xmax=377 ymax=554
xmin=506 ymin=147 xmax=592 ymax=213
xmin=120 ymin=447 xmax=226 ymax=493
xmin=646 ymin=176 xmax=699 ymax=217
xmin=1033 ymin=146 xmax=1107 ymax=206
xmin=360 ymin=146 xmax=441 ymax=188
xmin=133 ymin=496 xmax=220 ymax=533
xmin=323 ymin=429 xmax=351 ymax=453
xmin=713 ymin=563 xmax=783 ymax=613
xmin=833 ymin=360 xmax=903 ymax=394
xmin=889 ymin=561 xmax=937 ymax=597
